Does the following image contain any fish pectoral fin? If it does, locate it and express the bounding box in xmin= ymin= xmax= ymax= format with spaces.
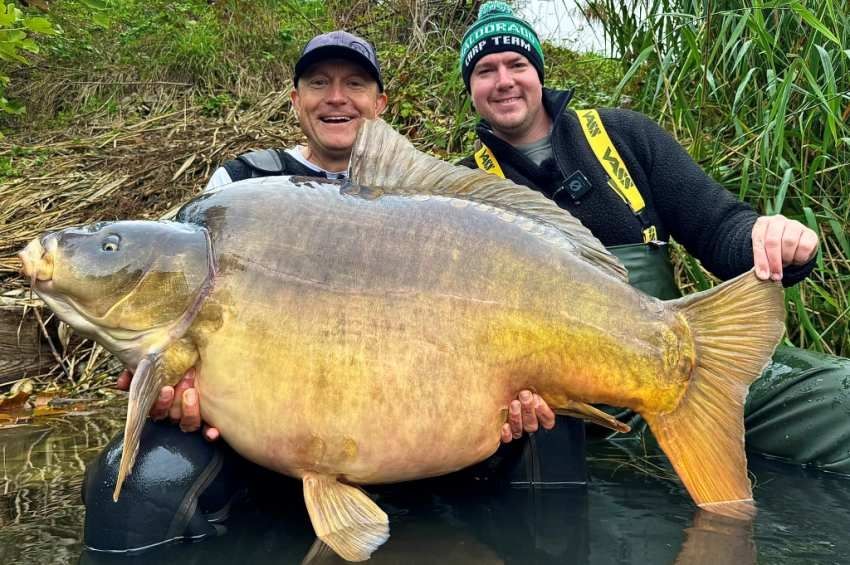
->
xmin=113 ymin=352 xmax=166 ymax=502
xmin=302 ymin=473 xmax=389 ymax=562
xmin=554 ymin=400 xmax=631 ymax=433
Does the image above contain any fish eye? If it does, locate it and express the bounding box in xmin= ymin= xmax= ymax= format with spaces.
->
xmin=101 ymin=234 xmax=121 ymax=252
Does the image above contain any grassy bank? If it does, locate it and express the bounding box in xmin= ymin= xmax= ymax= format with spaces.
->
xmin=0 ymin=0 xmax=846 ymax=395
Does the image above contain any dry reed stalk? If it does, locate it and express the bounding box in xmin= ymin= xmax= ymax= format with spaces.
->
xmin=0 ymin=89 xmax=302 ymax=389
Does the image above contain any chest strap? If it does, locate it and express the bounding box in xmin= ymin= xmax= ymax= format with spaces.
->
xmin=575 ymin=109 xmax=658 ymax=243
xmin=474 ymin=110 xmax=659 ymax=244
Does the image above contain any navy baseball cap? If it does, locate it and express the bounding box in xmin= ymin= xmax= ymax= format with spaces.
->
xmin=293 ymin=30 xmax=384 ymax=91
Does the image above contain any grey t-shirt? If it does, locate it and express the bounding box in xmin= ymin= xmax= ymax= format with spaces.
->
xmin=515 ymin=134 xmax=553 ymax=167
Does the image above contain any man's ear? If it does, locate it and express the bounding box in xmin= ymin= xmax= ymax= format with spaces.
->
xmin=290 ymin=87 xmax=300 ymax=111
xmin=375 ymin=92 xmax=388 ymax=116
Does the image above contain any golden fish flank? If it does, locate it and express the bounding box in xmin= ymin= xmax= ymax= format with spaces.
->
xmin=19 ymin=118 xmax=785 ymax=561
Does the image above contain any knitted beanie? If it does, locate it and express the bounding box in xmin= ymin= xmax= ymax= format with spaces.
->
xmin=459 ymin=1 xmax=544 ymax=91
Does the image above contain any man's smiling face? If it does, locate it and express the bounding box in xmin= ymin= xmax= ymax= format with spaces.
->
xmin=469 ymin=51 xmax=547 ymax=144
xmin=291 ymin=59 xmax=387 ymax=163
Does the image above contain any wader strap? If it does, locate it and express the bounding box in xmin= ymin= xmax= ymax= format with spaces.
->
xmin=576 ymin=109 xmax=659 ymax=244
xmin=473 ymin=145 xmax=506 ymax=179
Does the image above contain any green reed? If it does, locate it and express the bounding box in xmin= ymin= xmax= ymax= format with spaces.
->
xmin=583 ymin=0 xmax=850 ymax=355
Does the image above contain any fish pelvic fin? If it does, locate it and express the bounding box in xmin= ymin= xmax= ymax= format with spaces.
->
xmin=302 ymin=473 xmax=389 ymax=562
xmin=113 ymin=353 xmax=167 ymax=502
xmin=645 ymin=269 xmax=784 ymax=518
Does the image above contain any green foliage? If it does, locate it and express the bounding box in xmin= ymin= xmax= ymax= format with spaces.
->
xmin=0 ymin=145 xmax=49 ymax=180
xmin=544 ymin=47 xmax=626 ymax=108
xmin=41 ymin=0 xmax=326 ymax=91
xmin=583 ymin=0 xmax=850 ymax=355
xmin=198 ymin=92 xmax=233 ymax=117
xmin=378 ymin=41 xmax=472 ymax=157
xmin=0 ymin=2 xmax=59 ymax=115
xmin=12 ymin=0 xmax=623 ymax=142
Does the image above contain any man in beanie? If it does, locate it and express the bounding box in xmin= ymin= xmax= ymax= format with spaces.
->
xmin=459 ymin=2 xmax=850 ymax=481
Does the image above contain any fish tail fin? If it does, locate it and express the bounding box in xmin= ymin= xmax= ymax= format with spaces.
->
xmin=644 ymin=270 xmax=785 ymax=519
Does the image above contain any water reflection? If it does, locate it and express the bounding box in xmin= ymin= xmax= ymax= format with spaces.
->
xmin=0 ymin=404 xmax=124 ymax=565
xmin=675 ymin=511 xmax=755 ymax=565
xmin=1 ymin=410 xmax=848 ymax=564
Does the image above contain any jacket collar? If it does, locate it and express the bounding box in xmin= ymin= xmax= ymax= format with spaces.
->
xmin=541 ymin=87 xmax=574 ymax=123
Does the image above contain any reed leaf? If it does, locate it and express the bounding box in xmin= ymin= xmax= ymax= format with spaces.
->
xmin=582 ymin=0 xmax=850 ymax=355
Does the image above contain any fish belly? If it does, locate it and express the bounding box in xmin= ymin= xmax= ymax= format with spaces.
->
xmin=194 ymin=289 xmax=516 ymax=484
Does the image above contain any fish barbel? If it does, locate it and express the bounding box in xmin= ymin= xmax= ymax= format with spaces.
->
xmin=18 ymin=119 xmax=785 ymax=561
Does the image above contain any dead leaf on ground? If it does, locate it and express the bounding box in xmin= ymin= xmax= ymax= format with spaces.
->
xmin=0 ymin=379 xmax=34 ymax=411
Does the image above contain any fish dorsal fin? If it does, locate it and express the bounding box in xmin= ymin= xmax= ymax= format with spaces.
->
xmin=350 ymin=119 xmax=628 ymax=282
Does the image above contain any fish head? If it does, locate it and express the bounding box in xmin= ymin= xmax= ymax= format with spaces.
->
xmin=19 ymin=220 xmax=212 ymax=344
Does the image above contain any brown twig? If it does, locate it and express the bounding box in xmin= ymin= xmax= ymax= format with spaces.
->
xmin=29 ymin=306 xmax=73 ymax=384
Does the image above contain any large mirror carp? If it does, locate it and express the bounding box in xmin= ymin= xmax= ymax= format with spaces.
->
xmin=18 ymin=119 xmax=785 ymax=561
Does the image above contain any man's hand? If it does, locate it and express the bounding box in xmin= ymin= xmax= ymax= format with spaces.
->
xmin=751 ymin=215 xmax=818 ymax=281
xmin=500 ymin=390 xmax=556 ymax=443
xmin=116 ymin=367 xmax=220 ymax=441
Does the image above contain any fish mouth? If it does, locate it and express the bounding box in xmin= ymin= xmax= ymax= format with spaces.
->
xmin=18 ymin=235 xmax=57 ymax=285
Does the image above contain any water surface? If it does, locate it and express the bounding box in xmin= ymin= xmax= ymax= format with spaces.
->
xmin=1 ymin=407 xmax=848 ymax=564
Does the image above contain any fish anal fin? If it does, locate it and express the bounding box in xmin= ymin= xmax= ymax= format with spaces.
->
xmin=113 ymin=352 xmax=167 ymax=502
xmin=644 ymin=270 xmax=784 ymax=515
xmin=554 ymin=400 xmax=631 ymax=433
xmin=302 ymin=473 xmax=389 ymax=562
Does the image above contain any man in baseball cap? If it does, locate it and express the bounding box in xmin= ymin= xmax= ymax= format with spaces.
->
xmin=294 ymin=30 xmax=384 ymax=91
xmin=203 ymin=29 xmax=387 ymax=190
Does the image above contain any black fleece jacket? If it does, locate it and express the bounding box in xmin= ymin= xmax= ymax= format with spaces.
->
xmin=460 ymin=88 xmax=815 ymax=286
